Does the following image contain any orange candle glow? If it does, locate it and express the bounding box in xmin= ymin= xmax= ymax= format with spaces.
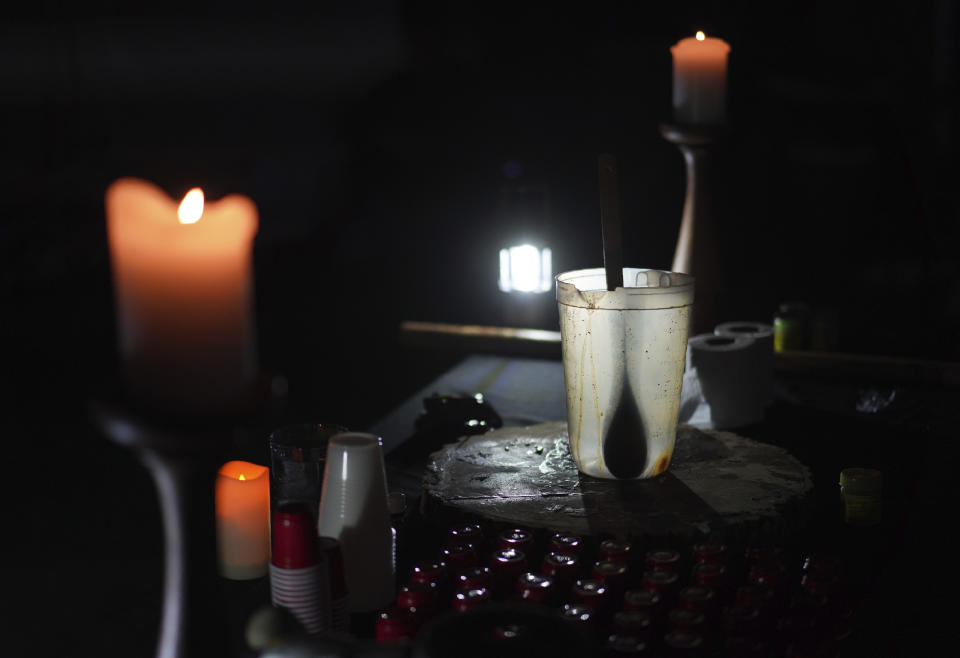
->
xmin=670 ymin=31 xmax=731 ymax=125
xmin=216 ymin=461 xmax=270 ymax=580
xmin=105 ymin=178 xmax=258 ymax=408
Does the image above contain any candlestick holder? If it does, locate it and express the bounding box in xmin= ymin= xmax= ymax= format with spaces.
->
xmin=660 ymin=122 xmax=727 ymax=335
xmin=92 ymin=378 xmax=281 ymax=658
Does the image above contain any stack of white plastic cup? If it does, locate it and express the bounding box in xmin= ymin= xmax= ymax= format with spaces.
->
xmin=318 ymin=432 xmax=395 ymax=612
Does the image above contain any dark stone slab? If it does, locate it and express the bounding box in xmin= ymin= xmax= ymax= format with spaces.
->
xmin=424 ymin=422 xmax=814 ymax=545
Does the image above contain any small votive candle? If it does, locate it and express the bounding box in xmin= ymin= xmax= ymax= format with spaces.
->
xmin=216 ymin=461 xmax=270 ymax=580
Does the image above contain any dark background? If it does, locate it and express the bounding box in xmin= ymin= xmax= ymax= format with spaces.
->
xmin=3 ymin=1 xmax=957 ymax=655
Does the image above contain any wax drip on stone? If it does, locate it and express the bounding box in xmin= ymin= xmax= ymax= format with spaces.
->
xmin=603 ymin=381 xmax=647 ymax=478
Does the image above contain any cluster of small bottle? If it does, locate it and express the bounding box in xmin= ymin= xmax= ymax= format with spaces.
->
xmin=376 ymin=523 xmax=852 ymax=657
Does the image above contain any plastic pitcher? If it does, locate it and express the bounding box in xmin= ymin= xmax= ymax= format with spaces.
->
xmin=556 ymin=268 xmax=694 ymax=479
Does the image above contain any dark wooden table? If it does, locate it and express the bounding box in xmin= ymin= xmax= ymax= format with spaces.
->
xmin=374 ymin=351 xmax=954 ymax=656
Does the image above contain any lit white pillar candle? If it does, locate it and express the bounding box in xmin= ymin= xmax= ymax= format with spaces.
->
xmin=216 ymin=461 xmax=270 ymax=580
xmin=670 ymin=31 xmax=731 ymax=125
xmin=105 ymin=178 xmax=258 ymax=408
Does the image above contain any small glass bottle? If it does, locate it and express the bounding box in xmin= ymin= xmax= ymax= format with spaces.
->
xmin=839 ymin=468 xmax=882 ymax=527
xmin=810 ymin=308 xmax=839 ymax=352
xmin=773 ymin=302 xmax=809 ymax=352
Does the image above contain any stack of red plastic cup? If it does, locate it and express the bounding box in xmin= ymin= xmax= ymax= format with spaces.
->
xmin=317 ymin=536 xmax=349 ymax=632
xmin=270 ymin=503 xmax=328 ymax=634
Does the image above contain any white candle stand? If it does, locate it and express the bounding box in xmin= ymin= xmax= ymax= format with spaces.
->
xmin=660 ymin=122 xmax=727 ymax=335
xmin=92 ymin=380 xmax=277 ymax=658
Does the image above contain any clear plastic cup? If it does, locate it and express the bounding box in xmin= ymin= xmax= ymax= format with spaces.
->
xmin=556 ymin=267 xmax=694 ymax=479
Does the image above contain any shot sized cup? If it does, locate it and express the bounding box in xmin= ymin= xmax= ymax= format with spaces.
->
xmin=556 ymin=268 xmax=694 ymax=479
xmin=268 ymin=422 xmax=347 ymax=521
xmin=317 ymin=432 xmax=394 ymax=612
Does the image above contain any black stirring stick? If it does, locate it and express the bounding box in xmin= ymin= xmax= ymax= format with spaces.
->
xmin=598 ymin=153 xmax=647 ymax=478
xmin=598 ymin=154 xmax=623 ymax=291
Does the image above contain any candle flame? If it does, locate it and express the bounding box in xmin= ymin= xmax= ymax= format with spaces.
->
xmin=178 ymin=188 xmax=204 ymax=224
xmin=696 ymin=31 xmax=706 ymax=41
xmin=238 ymin=474 xmax=246 ymax=481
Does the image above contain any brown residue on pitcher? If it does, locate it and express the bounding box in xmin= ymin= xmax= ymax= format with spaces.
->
xmin=653 ymin=452 xmax=672 ymax=477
